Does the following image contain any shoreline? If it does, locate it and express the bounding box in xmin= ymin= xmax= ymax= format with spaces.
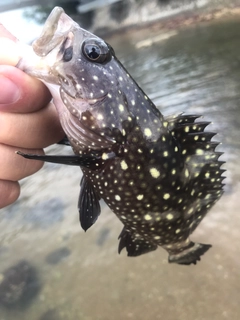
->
xmin=97 ymin=3 xmax=240 ymax=38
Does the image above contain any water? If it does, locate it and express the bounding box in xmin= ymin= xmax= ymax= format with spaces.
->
xmin=1 ymin=17 xmax=240 ymax=320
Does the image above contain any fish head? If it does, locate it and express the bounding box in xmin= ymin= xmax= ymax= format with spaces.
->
xmin=18 ymin=7 xmax=121 ymax=113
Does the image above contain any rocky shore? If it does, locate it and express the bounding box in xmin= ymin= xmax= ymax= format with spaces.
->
xmin=79 ymin=0 xmax=240 ymax=36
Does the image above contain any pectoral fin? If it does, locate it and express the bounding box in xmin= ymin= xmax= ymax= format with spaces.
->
xmin=118 ymin=227 xmax=157 ymax=257
xmin=78 ymin=176 xmax=101 ymax=231
xmin=16 ymin=150 xmax=115 ymax=170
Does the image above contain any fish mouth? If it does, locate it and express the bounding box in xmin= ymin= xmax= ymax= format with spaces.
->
xmin=32 ymin=7 xmax=74 ymax=57
xmin=17 ymin=7 xmax=76 ymax=81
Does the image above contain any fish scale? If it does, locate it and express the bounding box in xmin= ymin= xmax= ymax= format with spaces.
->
xmin=17 ymin=7 xmax=224 ymax=265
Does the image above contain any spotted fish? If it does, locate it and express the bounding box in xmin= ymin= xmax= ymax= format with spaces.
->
xmin=17 ymin=7 xmax=225 ymax=265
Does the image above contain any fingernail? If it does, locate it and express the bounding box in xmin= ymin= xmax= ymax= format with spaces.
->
xmin=0 ymin=75 xmax=21 ymax=104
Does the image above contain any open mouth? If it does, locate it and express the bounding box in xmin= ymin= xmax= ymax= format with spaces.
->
xmin=33 ymin=7 xmax=74 ymax=57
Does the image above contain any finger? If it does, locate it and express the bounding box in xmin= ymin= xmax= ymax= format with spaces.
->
xmin=0 ymin=65 xmax=51 ymax=112
xmin=0 ymin=180 xmax=20 ymax=209
xmin=0 ymin=37 xmax=19 ymax=65
xmin=0 ymin=145 xmax=44 ymax=181
xmin=0 ymin=102 xmax=65 ymax=148
xmin=0 ymin=37 xmax=52 ymax=112
xmin=0 ymin=24 xmax=18 ymax=42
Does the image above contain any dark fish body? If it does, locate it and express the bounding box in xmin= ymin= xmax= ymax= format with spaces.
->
xmin=17 ymin=7 xmax=225 ymax=265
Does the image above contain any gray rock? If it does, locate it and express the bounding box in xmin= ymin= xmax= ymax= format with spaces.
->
xmin=0 ymin=260 xmax=40 ymax=308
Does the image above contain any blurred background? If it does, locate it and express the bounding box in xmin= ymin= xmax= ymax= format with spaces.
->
xmin=0 ymin=1 xmax=240 ymax=319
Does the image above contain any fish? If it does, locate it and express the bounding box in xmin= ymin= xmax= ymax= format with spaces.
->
xmin=16 ymin=7 xmax=225 ymax=265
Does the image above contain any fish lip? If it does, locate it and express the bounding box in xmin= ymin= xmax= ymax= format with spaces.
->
xmin=33 ymin=7 xmax=74 ymax=57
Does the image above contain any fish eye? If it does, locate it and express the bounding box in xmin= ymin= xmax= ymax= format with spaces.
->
xmin=63 ymin=46 xmax=73 ymax=62
xmin=82 ymin=38 xmax=111 ymax=64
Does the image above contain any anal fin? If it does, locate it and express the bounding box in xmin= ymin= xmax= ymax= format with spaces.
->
xmin=78 ymin=176 xmax=101 ymax=231
xmin=118 ymin=227 xmax=157 ymax=257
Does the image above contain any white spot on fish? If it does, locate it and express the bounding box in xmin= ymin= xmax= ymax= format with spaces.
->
xmin=115 ymin=195 xmax=121 ymax=201
xmin=144 ymin=214 xmax=152 ymax=221
xmin=97 ymin=114 xmax=103 ymax=120
xmin=120 ymin=160 xmax=128 ymax=170
xmin=149 ymin=168 xmax=160 ymax=178
xmin=102 ymin=153 xmax=109 ymax=160
xmin=144 ymin=128 xmax=152 ymax=137
xmin=137 ymin=194 xmax=144 ymax=200
xmin=196 ymin=149 xmax=204 ymax=155
xmin=119 ymin=104 xmax=124 ymax=112
xmin=163 ymin=193 xmax=170 ymax=200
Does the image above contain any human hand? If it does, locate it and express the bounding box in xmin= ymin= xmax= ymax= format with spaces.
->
xmin=0 ymin=24 xmax=65 ymax=208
